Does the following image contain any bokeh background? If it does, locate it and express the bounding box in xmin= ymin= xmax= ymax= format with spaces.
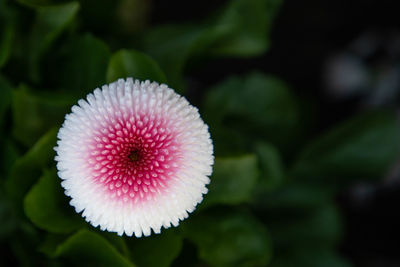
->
xmin=1 ymin=0 xmax=400 ymax=266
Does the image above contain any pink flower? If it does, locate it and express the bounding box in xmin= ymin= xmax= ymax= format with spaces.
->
xmin=55 ymin=78 xmax=213 ymax=237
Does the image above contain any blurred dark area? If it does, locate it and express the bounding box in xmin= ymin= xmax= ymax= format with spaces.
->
xmin=153 ymin=0 xmax=400 ymax=266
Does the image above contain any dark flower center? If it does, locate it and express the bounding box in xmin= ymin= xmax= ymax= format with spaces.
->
xmin=128 ymin=149 xmax=141 ymax=162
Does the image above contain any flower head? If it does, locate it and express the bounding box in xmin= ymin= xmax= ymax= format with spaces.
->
xmin=55 ymin=78 xmax=213 ymax=237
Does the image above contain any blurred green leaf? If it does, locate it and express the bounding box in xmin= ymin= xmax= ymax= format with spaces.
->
xmin=12 ymin=85 xmax=75 ymax=146
xmin=0 ymin=75 xmax=12 ymax=127
xmin=40 ymin=231 xmax=130 ymax=264
xmin=270 ymin=247 xmax=351 ymax=267
xmin=49 ymin=33 xmax=111 ymax=94
xmin=0 ymin=16 xmax=14 ymax=68
xmin=106 ymin=49 xmax=167 ymax=84
xmin=202 ymin=154 xmax=259 ymax=208
xmin=267 ymin=203 xmax=343 ymax=248
xmin=209 ymin=0 xmax=282 ymax=57
xmin=0 ymin=138 xmax=19 ymax=179
xmin=128 ymin=229 xmax=182 ymax=267
xmin=142 ymin=0 xmax=282 ymax=91
xmin=6 ymin=128 xmax=57 ymax=201
xmin=142 ymin=25 xmax=215 ymax=91
xmin=78 ymin=0 xmax=119 ymax=34
xmin=9 ymin=221 xmax=43 ymax=267
xmin=208 ymin=73 xmax=298 ymax=136
xmin=96 ymin=231 xmax=130 ymax=258
xmin=254 ymin=142 xmax=285 ymax=192
xmin=293 ymin=110 xmax=400 ymax=185
xmin=203 ymin=73 xmax=298 ymax=155
xmin=29 ymin=2 xmax=79 ymax=82
xmin=183 ymin=209 xmax=272 ymax=267
xmin=39 ymin=233 xmax=69 ymax=257
xmin=53 ymin=230 xmax=134 ymax=266
xmin=256 ymin=181 xmax=332 ymax=211
xmin=0 ymin=195 xmax=18 ymax=240
xmin=17 ymin=0 xmax=57 ymax=7
xmin=24 ymin=168 xmax=85 ymax=233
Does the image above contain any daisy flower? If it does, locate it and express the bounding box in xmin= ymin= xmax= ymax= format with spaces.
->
xmin=55 ymin=78 xmax=213 ymax=237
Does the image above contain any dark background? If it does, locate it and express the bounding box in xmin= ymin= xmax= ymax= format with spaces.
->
xmin=151 ymin=0 xmax=400 ymax=265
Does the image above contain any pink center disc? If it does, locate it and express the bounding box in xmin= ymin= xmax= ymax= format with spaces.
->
xmin=87 ymin=113 xmax=181 ymax=204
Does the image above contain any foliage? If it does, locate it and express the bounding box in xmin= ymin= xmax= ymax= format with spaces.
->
xmin=0 ymin=0 xmax=399 ymax=266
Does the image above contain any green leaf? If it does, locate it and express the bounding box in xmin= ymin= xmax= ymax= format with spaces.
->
xmin=96 ymin=231 xmax=130 ymax=258
xmin=0 ymin=15 xmax=14 ymax=68
xmin=9 ymin=222 xmax=44 ymax=267
xmin=78 ymin=0 xmax=120 ymax=34
xmin=24 ymin=169 xmax=85 ymax=233
xmin=209 ymin=73 xmax=298 ymax=136
xmin=270 ymin=247 xmax=351 ymax=267
xmin=209 ymin=0 xmax=282 ymax=57
xmin=254 ymin=142 xmax=285 ymax=192
xmin=48 ymin=34 xmax=111 ymax=94
xmin=17 ymin=0 xmax=56 ymax=7
xmin=183 ymin=209 xmax=272 ymax=267
xmin=106 ymin=49 xmax=167 ymax=84
xmin=79 ymin=0 xmax=150 ymax=36
xmin=251 ymin=142 xmax=286 ymax=208
xmin=267 ymin=203 xmax=343 ymax=248
xmin=0 ymin=75 xmax=12 ymax=127
xmin=6 ymin=128 xmax=57 ymax=201
xmin=0 ymin=137 xmax=19 ymax=179
xmin=142 ymin=25 xmax=214 ymax=91
xmin=293 ymin=110 xmax=400 ymax=185
xmin=202 ymin=154 xmax=259 ymax=208
xmin=28 ymin=2 xmax=79 ymax=82
xmin=128 ymin=229 xmax=182 ymax=267
xmin=12 ymin=85 xmax=75 ymax=146
xmin=40 ymin=231 xmax=130 ymax=263
xmin=203 ymin=73 xmax=298 ymax=155
xmin=0 ymin=195 xmax=18 ymax=240
xmin=256 ymin=181 xmax=332 ymax=211
xmin=53 ymin=230 xmax=134 ymax=267
xmin=39 ymin=233 xmax=70 ymax=257
xmin=141 ymin=0 xmax=282 ymax=91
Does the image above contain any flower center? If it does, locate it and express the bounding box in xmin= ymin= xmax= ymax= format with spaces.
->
xmin=128 ymin=149 xmax=141 ymax=162
xmin=88 ymin=114 xmax=182 ymax=204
